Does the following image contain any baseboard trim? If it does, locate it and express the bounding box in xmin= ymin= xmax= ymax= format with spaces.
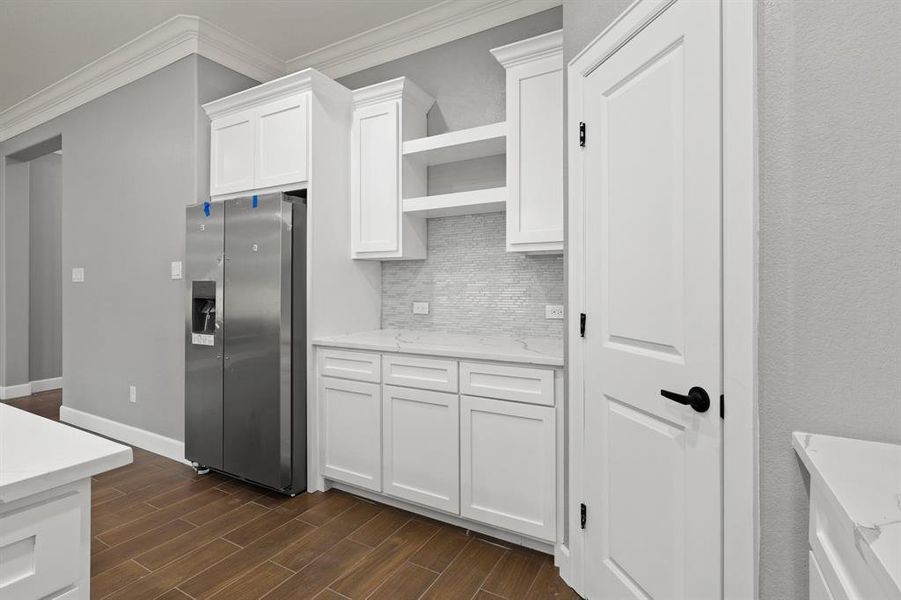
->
xmin=30 ymin=376 xmax=63 ymax=393
xmin=0 ymin=377 xmax=64 ymax=400
xmin=328 ymin=480 xmax=555 ymax=555
xmin=60 ymin=406 xmax=187 ymax=464
xmin=0 ymin=383 xmax=33 ymax=400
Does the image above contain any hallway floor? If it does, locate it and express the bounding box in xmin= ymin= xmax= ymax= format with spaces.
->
xmin=8 ymin=391 xmax=579 ymax=600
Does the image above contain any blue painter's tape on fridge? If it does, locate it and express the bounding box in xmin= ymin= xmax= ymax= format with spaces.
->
xmin=252 ymin=195 xmax=258 ymax=208
xmin=203 ymin=201 xmax=211 ymax=217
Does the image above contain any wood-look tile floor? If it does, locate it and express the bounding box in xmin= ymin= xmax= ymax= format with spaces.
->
xmin=9 ymin=390 xmax=581 ymax=600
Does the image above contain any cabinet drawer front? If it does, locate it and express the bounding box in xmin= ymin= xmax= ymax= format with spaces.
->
xmin=383 ymin=386 xmax=459 ymax=513
xmin=320 ymin=377 xmax=381 ymax=492
xmin=383 ymin=354 xmax=458 ymax=393
xmin=460 ymin=362 xmax=554 ymax=406
xmin=0 ymin=491 xmax=83 ymax=599
xmin=460 ymin=395 xmax=555 ymax=541
xmin=318 ymin=349 xmax=381 ymax=383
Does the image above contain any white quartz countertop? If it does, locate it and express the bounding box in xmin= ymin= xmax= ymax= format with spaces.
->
xmin=793 ymin=431 xmax=901 ymax=596
xmin=0 ymin=404 xmax=133 ymax=504
xmin=312 ymin=329 xmax=564 ymax=367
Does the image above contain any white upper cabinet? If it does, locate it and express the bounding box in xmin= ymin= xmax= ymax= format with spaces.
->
xmin=204 ymin=69 xmax=343 ymax=199
xmin=492 ymin=30 xmax=564 ymax=254
xmin=350 ymin=78 xmax=433 ymax=260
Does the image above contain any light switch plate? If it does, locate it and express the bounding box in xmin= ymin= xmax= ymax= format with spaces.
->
xmin=71 ymin=267 xmax=85 ymax=283
xmin=545 ymin=304 xmax=564 ymax=319
xmin=129 ymin=385 xmax=137 ymax=404
xmin=171 ymin=261 xmax=183 ymax=280
xmin=412 ymin=301 xmax=430 ymax=315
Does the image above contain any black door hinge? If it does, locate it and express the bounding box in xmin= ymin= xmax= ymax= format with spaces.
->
xmin=579 ymin=122 xmax=586 ymax=147
xmin=720 ymin=394 xmax=724 ymax=419
xmin=580 ymin=503 xmax=587 ymax=529
xmin=579 ymin=313 xmax=586 ymax=337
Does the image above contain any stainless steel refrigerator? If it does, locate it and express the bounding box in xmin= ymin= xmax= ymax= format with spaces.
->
xmin=185 ymin=192 xmax=306 ymax=494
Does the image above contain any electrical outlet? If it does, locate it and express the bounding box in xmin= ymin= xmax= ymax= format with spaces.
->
xmin=412 ymin=301 xmax=430 ymax=315
xmin=129 ymin=385 xmax=137 ymax=404
xmin=71 ymin=267 xmax=85 ymax=283
xmin=170 ymin=261 xmax=183 ymax=280
xmin=545 ymin=304 xmax=564 ymax=320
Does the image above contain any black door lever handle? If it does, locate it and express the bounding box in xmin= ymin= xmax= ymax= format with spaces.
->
xmin=660 ymin=386 xmax=710 ymax=413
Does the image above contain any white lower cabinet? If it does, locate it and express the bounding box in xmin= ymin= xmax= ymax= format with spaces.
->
xmin=319 ymin=377 xmax=382 ymax=492
xmin=460 ymin=395 xmax=556 ymax=542
xmin=382 ymin=385 xmax=459 ymax=513
xmin=317 ymin=346 xmax=558 ymax=544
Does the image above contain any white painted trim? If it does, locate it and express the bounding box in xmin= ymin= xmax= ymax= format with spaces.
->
xmin=285 ymin=0 xmax=562 ymax=78
xmin=490 ymin=28 xmax=563 ymax=67
xmin=0 ymin=383 xmax=33 ymax=400
xmin=30 ymin=377 xmax=63 ymax=394
xmin=565 ymin=0 xmax=759 ymax=597
xmin=0 ymin=1 xmax=559 ymax=144
xmin=722 ymin=1 xmax=760 ymax=598
xmin=60 ymin=406 xmax=188 ymax=465
xmin=0 ymin=15 xmax=283 ymax=143
xmin=202 ymin=68 xmax=349 ymax=120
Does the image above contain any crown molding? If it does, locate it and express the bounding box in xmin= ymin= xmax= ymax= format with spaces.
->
xmin=351 ymin=77 xmax=435 ymax=111
xmin=0 ymin=15 xmax=283 ymax=143
xmin=0 ymin=0 xmax=560 ymax=143
xmin=490 ymin=28 xmax=562 ymax=68
xmin=285 ymin=0 xmax=562 ymax=79
xmin=203 ymin=68 xmax=352 ymax=119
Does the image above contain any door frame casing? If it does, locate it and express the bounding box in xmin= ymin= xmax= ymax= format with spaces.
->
xmin=565 ymin=1 xmax=759 ymax=598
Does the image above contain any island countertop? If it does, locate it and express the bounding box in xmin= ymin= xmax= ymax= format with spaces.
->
xmin=0 ymin=404 xmax=133 ymax=504
xmin=793 ymin=431 xmax=901 ymax=597
xmin=312 ymin=329 xmax=564 ymax=367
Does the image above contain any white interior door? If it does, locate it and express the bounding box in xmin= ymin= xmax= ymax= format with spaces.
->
xmin=577 ymin=1 xmax=722 ymax=598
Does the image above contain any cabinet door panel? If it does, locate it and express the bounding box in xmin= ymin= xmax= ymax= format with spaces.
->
xmin=383 ymin=385 xmax=459 ymax=513
xmin=320 ymin=377 xmax=381 ymax=491
xmin=506 ymin=57 xmax=564 ymax=253
xmin=460 ymin=395 xmax=555 ymax=541
xmin=256 ymin=94 xmax=309 ymax=189
xmin=351 ymin=102 xmax=400 ymax=254
xmin=211 ymin=114 xmax=255 ymax=196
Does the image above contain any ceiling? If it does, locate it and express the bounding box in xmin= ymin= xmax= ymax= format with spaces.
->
xmin=0 ymin=0 xmax=446 ymax=111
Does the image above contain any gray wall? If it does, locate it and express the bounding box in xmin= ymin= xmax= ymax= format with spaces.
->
xmin=0 ymin=55 xmax=256 ymax=441
xmin=757 ymin=1 xmax=901 ymax=597
xmin=382 ymin=212 xmax=564 ymax=337
xmin=28 ymin=152 xmax=62 ymax=381
xmin=563 ymin=0 xmax=901 ymax=597
xmin=339 ymin=8 xmax=564 ymax=338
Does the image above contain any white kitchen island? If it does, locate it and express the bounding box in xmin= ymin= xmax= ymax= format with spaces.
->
xmin=794 ymin=431 xmax=901 ymax=600
xmin=0 ymin=404 xmax=132 ymax=600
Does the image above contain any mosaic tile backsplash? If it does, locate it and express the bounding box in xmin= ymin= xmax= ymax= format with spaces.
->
xmin=381 ymin=212 xmax=564 ymax=338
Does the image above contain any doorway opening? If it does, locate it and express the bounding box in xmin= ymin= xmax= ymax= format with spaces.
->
xmin=1 ymin=135 xmax=63 ymax=401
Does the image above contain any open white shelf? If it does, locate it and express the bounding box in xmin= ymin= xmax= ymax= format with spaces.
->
xmin=402 ymin=122 xmax=506 ymax=167
xmin=403 ymin=187 xmax=506 ymax=218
